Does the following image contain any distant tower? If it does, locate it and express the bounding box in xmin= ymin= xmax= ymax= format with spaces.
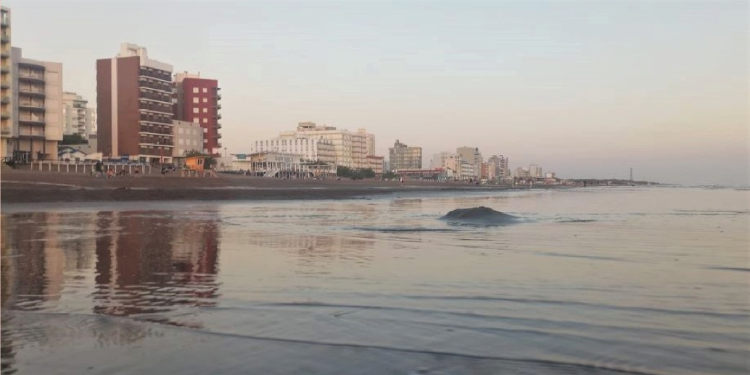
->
xmin=630 ymin=168 xmax=633 ymax=181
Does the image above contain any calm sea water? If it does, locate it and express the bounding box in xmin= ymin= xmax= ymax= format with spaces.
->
xmin=1 ymin=187 xmax=748 ymax=375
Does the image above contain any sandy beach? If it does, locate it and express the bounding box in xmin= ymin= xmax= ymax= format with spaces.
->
xmin=0 ymin=168 xmax=520 ymax=203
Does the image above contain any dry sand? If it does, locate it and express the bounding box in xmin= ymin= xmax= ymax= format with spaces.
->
xmin=1 ymin=168 xmax=517 ymax=203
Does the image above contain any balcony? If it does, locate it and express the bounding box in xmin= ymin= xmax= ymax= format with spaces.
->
xmin=216 ymin=123 xmax=222 ymax=129
xmin=214 ymin=113 xmax=222 ymax=120
xmin=139 ymin=90 xmax=172 ymax=104
xmin=139 ymin=114 xmax=172 ymax=125
xmin=139 ymin=68 xmax=171 ymax=82
xmin=138 ymin=78 xmax=173 ymax=93
xmin=139 ymin=101 xmax=172 ymax=114
xmin=20 ymin=118 xmax=45 ymax=126
xmin=18 ymin=133 xmax=46 ymax=139
xmin=19 ymin=100 xmax=45 ymax=109
xmin=19 ymin=74 xmax=44 ymax=84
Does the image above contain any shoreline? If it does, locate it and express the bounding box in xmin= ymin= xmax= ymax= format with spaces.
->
xmin=1 ymin=168 xmax=532 ymax=204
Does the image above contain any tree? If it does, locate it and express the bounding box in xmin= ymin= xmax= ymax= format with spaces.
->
xmin=61 ymin=133 xmax=87 ymax=145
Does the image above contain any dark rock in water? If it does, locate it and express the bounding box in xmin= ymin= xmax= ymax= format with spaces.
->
xmin=441 ymin=206 xmax=518 ymax=225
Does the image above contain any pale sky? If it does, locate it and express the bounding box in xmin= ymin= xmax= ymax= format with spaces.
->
xmin=7 ymin=0 xmax=748 ymax=185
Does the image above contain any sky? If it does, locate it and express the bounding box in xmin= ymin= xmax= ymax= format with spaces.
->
xmin=6 ymin=0 xmax=748 ymax=185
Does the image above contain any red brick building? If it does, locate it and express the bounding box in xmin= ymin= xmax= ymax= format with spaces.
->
xmin=174 ymin=72 xmax=221 ymax=156
xmin=97 ymin=43 xmax=174 ymax=162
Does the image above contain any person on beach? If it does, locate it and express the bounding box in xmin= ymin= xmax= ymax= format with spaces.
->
xmin=94 ymin=161 xmax=103 ymax=177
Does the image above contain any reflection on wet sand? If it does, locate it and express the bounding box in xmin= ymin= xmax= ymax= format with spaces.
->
xmin=1 ymin=210 xmax=222 ymax=372
xmin=91 ymin=211 xmax=221 ymax=322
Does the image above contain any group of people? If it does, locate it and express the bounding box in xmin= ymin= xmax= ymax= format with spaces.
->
xmin=93 ymin=161 xmax=142 ymax=178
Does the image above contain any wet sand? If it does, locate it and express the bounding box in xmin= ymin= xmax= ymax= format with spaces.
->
xmin=1 ymin=168 xmax=518 ymax=203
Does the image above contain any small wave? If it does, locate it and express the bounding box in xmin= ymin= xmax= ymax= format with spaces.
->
xmin=440 ymin=207 xmax=519 ymax=226
xmin=557 ymin=218 xmax=597 ymax=223
xmin=705 ymin=266 xmax=750 ymax=273
xmin=535 ymin=252 xmax=623 ymax=261
xmin=352 ymin=227 xmax=460 ymax=233
xmin=672 ymin=209 xmax=750 ymax=216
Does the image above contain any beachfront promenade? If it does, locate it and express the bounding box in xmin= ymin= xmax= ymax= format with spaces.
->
xmin=0 ymin=167 xmax=522 ymax=204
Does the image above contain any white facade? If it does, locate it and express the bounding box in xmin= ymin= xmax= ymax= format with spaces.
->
xmin=529 ymin=164 xmax=543 ymax=178
xmin=289 ymin=122 xmax=374 ymax=169
xmin=456 ymin=146 xmax=483 ymax=178
xmin=251 ymin=135 xmax=336 ymax=166
xmin=62 ymin=91 xmax=90 ymax=136
xmin=172 ymin=120 xmax=203 ymax=157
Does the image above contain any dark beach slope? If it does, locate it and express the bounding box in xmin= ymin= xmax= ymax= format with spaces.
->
xmin=1 ymin=169 xmax=517 ymax=203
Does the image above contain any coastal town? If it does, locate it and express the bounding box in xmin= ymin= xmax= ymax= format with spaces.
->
xmin=0 ymin=5 xmax=645 ymax=191
xmin=0 ymin=5 xmax=540 ymax=186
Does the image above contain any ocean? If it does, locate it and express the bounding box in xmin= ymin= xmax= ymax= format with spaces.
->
xmin=1 ymin=187 xmax=748 ymax=374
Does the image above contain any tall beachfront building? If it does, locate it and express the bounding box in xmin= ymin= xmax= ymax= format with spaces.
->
xmin=1 ymin=6 xmax=11 ymax=158
xmin=389 ymin=139 xmax=422 ymax=171
xmin=97 ymin=43 xmax=174 ymax=163
xmin=12 ymin=47 xmax=63 ymax=161
xmin=174 ymin=72 xmax=221 ymax=155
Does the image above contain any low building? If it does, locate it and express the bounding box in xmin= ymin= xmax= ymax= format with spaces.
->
xmin=230 ymin=151 xmax=335 ymax=177
xmin=172 ymin=120 xmax=203 ymax=157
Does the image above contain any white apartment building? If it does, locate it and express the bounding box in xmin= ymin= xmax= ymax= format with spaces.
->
xmin=62 ymin=91 xmax=91 ymax=136
xmin=251 ymin=135 xmax=336 ymax=167
xmin=487 ymin=154 xmax=510 ymax=179
xmin=528 ymin=164 xmax=543 ymax=178
xmin=172 ymin=120 xmax=204 ymax=157
xmin=290 ymin=122 xmax=374 ymax=169
xmin=12 ymin=47 xmax=63 ymax=161
xmin=456 ymin=146 xmax=483 ymax=178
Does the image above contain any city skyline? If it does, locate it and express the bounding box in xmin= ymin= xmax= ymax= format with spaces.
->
xmin=6 ymin=0 xmax=748 ymax=185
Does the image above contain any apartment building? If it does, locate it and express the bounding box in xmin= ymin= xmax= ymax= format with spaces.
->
xmin=389 ymin=139 xmax=422 ymax=171
xmin=172 ymin=120 xmax=203 ymax=157
xmin=13 ymin=47 xmax=63 ymax=161
xmin=251 ymin=135 xmax=336 ymax=167
xmin=62 ymin=91 xmax=93 ymax=137
xmin=97 ymin=43 xmax=174 ymax=163
xmin=174 ymin=72 xmax=221 ymax=155
xmin=487 ymin=154 xmax=510 ymax=179
xmin=1 ymin=6 xmax=11 ymax=158
xmin=278 ymin=122 xmax=377 ymax=169
xmin=456 ymin=146 xmax=483 ymax=178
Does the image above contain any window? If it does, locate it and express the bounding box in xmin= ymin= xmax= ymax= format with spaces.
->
xmin=202 ymin=108 xmax=207 ymax=113
xmin=193 ymin=117 xmax=199 ymax=123
xmin=193 ymin=108 xmax=199 ymax=114
xmin=202 ymin=98 xmax=207 ymax=103
xmin=193 ymin=97 xmax=199 ymax=103
xmin=203 ymin=128 xmax=207 ymax=133
xmin=193 ymin=87 xmax=199 ymax=93
xmin=202 ymin=88 xmax=208 ymax=93
xmin=203 ymin=118 xmax=207 ymax=123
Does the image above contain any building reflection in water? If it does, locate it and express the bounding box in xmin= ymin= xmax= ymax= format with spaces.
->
xmin=92 ymin=211 xmax=221 ymax=325
xmin=1 ymin=209 xmax=222 ymax=371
